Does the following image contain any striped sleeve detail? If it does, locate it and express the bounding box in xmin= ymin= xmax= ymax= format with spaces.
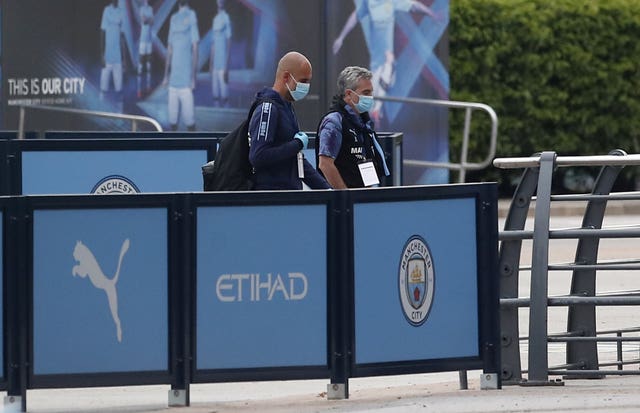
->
xmin=258 ymin=102 xmax=272 ymax=141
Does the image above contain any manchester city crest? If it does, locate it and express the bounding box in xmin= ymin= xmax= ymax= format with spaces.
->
xmin=398 ymin=235 xmax=435 ymax=326
xmin=91 ymin=175 xmax=140 ymax=194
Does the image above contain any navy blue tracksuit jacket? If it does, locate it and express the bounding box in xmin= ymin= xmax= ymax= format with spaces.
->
xmin=248 ymin=88 xmax=330 ymax=190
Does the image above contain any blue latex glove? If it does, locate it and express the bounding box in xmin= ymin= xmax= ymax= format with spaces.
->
xmin=294 ymin=131 xmax=309 ymax=149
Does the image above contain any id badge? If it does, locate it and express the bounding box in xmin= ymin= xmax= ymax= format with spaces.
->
xmin=358 ymin=161 xmax=379 ymax=187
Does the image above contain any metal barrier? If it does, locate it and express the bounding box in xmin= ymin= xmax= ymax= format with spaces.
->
xmin=494 ymin=150 xmax=640 ymax=385
xmin=375 ymin=95 xmax=498 ymax=183
xmin=18 ymin=105 xmax=163 ymax=138
xmin=0 ymin=185 xmax=501 ymax=411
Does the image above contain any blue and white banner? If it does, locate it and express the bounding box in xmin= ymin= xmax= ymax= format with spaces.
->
xmin=196 ymin=204 xmax=327 ymax=369
xmin=32 ymin=208 xmax=168 ymax=374
xmin=22 ymin=149 xmax=207 ymax=194
xmin=326 ymin=0 xmax=450 ymax=185
xmin=2 ymin=0 xmax=325 ymax=132
xmin=353 ymin=197 xmax=479 ymax=364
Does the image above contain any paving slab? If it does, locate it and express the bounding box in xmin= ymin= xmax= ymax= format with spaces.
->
xmin=6 ymin=372 xmax=640 ymax=413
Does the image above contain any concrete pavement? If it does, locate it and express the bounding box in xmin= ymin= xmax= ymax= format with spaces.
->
xmin=12 ymin=372 xmax=640 ymax=413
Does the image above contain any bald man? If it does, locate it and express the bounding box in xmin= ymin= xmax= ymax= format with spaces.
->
xmin=248 ymin=51 xmax=330 ymax=190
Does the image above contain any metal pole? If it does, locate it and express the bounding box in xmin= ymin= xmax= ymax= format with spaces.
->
xmin=458 ymin=370 xmax=468 ymax=389
xmin=459 ymin=107 xmax=472 ymax=183
xmin=526 ymin=152 xmax=555 ymax=384
xmin=18 ymin=104 xmax=163 ymax=132
xmin=617 ymin=332 xmax=623 ymax=371
xmin=393 ymin=135 xmax=402 ymax=186
xmin=495 ymin=154 xmax=640 ymax=169
xmin=19 ymin=107 xmax=26 ymax=139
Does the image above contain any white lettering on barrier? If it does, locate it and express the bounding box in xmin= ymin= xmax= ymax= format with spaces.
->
xmin=215 ymin=272 xmax=308 ymax=302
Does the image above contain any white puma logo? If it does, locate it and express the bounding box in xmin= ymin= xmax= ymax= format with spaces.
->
xmin=349 ymin=128 xmax=358 ymax=142
xmin=72 ymin=239 xmax=130 ymax=343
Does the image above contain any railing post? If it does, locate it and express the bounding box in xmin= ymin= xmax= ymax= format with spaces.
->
xmin=328 ymin=191 xmax=350 ymax=399
xmin=458 ymin=370 xmax=468 ymax=389
xmin=524 ymin=151 xmax=557 ymax=385
xmin=566 ymin=149 xmax=626 ymax=379
xmin=393 ymin=135 xmax=402 ymax=186
xmin=459 ymin=107 xmax=472 ymax=183
xmin=499 ymin=164 xmax=540 ymax=384
xmin=617 ymin=332 xmax=623 ymax=371
xmin=18 ymin=107 xmax=26 ymax=140
xmin=4 ymin=197 xmax=28 ymax=411
xmin=169 ymin=195 xmax=191 ymax=407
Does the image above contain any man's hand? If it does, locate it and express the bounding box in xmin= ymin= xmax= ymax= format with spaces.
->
xmin=319 ymin=155 xmax=347 ymax=189
xmin=294 ymin=131 xmax=309 ymax=149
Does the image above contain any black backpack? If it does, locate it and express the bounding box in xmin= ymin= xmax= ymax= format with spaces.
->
xmin=202 ymin=99 xmax=268 ymax=191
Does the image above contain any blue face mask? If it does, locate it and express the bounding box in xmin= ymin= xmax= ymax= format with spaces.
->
xmin=355 ymin=94 xmax=374 ymax=113
xmin=287 ymin=74 xmax=310 ymax=101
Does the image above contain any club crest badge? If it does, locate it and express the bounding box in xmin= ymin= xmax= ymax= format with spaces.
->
xmin=91 ymin=175 xmax=140 ymax=194
xmin=398 ymin=235 xmax=435 ymax=326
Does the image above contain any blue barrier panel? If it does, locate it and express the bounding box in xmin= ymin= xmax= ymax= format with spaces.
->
xmin=0 ymin=208 xmax=3 ymax=382
xmin=23 ymin=150 xmax=206 ymax=194
xmin=196 ymin=203 xmax=328 ymax=370
xmin=353 ymin=197 xmax=479 ymax=363
xmin=347 ymin=183 xmax=500 ymax=380
xmin=32 ymin=207 xmax=168 ymax=375
xmin=10 ymin=139 xmax=215 ymax=195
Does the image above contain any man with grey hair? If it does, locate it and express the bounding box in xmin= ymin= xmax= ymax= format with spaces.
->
xmin=316 ymin=66 xmax=389 ymax=188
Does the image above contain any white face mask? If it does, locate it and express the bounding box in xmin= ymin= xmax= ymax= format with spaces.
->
xmin=287 ymin=74 xmax=310 ymax=101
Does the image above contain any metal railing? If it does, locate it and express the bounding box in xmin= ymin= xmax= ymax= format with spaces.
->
xmin=494 ymin=150 xmax=640 ymax=385
xmin=18 ymin=104 xmax=163 ymax=139
xmin=376 ymin=95 xmax=498 ymax=183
